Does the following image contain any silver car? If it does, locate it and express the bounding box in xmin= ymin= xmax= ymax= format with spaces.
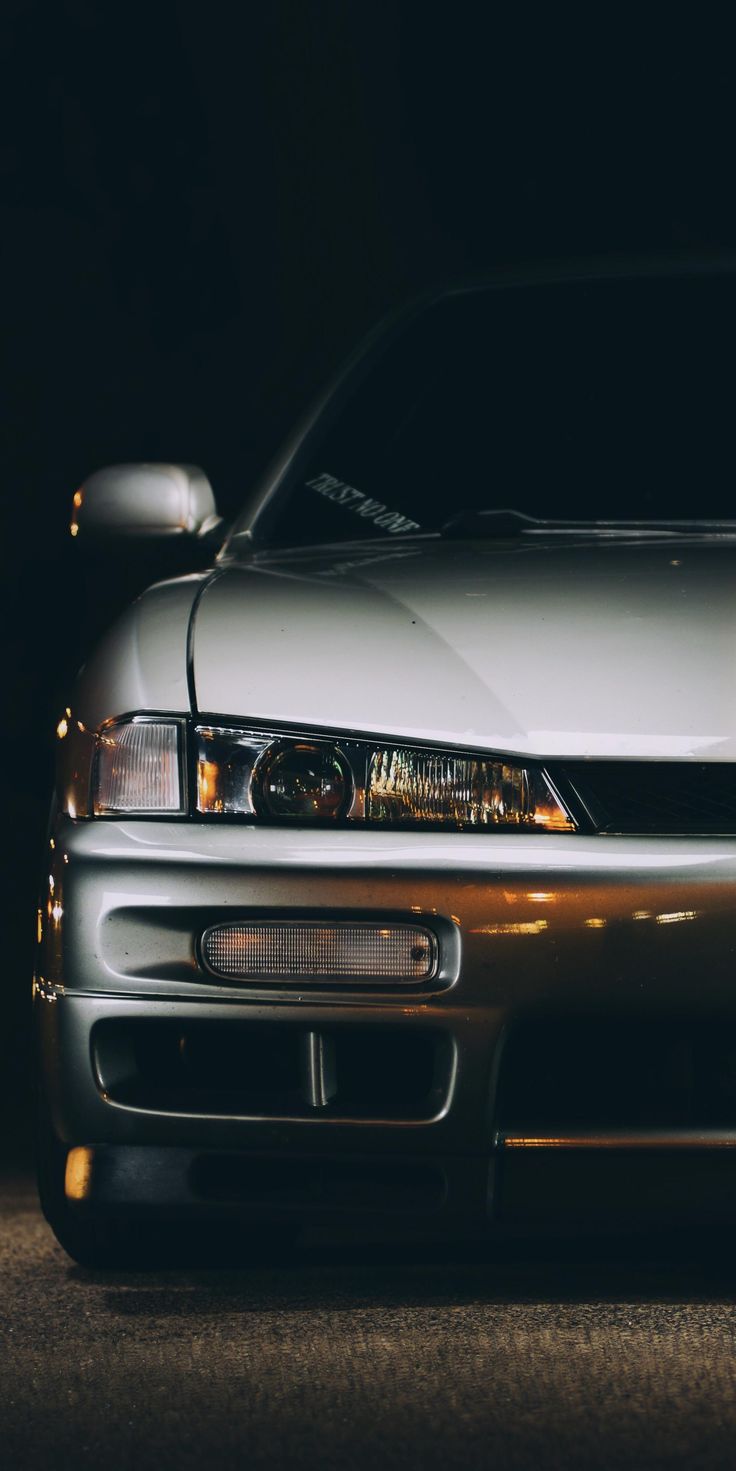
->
xmin=36 ymin=263 xmax=736 ymax=1264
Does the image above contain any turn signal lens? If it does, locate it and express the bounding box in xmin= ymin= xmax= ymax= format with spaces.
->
xmin=367 ymin=748 xmax=573 ymax=830
xmin=252 ymin=740 xmax=353 ymax=820
xmin=93 ymin=719 xmax=184 ymax=814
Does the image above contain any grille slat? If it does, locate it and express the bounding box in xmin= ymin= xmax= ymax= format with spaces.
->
xmin=557 ymin=762 xmax=736 ymax=834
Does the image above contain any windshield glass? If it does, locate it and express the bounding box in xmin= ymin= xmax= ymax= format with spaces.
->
xmin=262 ymin=273 xmax=736 ymax=547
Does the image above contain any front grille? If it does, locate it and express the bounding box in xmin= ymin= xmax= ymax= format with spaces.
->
xmin=556 ymin=761 xmax=736 ymax=834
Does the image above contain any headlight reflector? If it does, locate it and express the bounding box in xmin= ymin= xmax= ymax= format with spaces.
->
xmin=93 ymin=719 xmax=184 ymax=814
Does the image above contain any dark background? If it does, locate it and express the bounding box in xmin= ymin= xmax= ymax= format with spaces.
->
xmin=2 ymin=1 xmax=736 ymax=1145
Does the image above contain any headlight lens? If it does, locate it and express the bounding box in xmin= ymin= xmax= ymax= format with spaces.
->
xmin=93 ymin=718 xmax=185 ymax=814
xmin=253 ymin=740 xmax=353 ymax=820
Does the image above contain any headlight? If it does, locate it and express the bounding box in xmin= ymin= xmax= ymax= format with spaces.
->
xmin=193 ymin=723 xmax=574 ymax=830
xmin=66 ymin=716 xmax=574 ymax=829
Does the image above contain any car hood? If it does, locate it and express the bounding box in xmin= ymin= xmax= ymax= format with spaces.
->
xmin=191 ymin=538 xmax=736 ymax=760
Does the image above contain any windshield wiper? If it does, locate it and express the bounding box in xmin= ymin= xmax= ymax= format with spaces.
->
xmin=442 ymin=508 xmax=736 ymax=539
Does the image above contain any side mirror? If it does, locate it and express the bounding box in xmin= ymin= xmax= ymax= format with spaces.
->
xmin=70 ymin=463 xmax=221 ymax=540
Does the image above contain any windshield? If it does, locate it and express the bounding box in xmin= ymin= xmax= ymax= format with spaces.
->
xmin=261 ymin=273 xmax=736 ymax=547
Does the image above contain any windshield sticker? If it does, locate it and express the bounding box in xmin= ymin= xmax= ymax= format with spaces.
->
xmin=305 ymin=472 xmax=422 ymax=535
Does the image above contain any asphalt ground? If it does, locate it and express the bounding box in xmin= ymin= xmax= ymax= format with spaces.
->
xmin=4 ymin=1171 xmax=736 ymax=1470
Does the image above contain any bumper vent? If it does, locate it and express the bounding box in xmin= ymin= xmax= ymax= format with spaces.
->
xmin=557 ymin=761 xmax=736 ymax=834
xmin=93 ymin=1018 xmax=452 ymax=1122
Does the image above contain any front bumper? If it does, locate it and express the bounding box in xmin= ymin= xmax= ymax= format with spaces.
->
xmin=36 ymin=817 xmax=736 ymax=1231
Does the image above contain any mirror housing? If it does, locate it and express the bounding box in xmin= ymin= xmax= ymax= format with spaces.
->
xmin=70 ymin=463 xmax=221 ymax=540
